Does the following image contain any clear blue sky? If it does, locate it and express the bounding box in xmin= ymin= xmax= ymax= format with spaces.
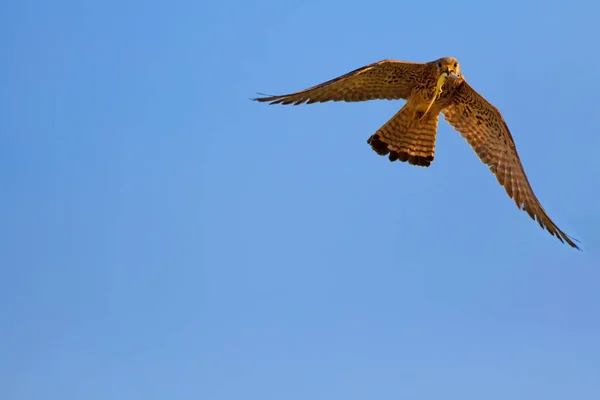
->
xmin=2 ymin=0 xmax=599 ymax=399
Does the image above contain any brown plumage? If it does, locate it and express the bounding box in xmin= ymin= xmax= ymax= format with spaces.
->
xmin=254 ymin=57 xmax=579 ymax=249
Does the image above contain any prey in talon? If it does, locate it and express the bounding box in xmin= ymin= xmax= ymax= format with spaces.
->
xmin=253 ymin=56 xmax=580 ymax=249
xmin=421 ymin=70 xmax=453 ymax=119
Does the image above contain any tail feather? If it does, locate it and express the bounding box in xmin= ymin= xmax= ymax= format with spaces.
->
xmin=367 ymin=108 xmax=439 ymax=167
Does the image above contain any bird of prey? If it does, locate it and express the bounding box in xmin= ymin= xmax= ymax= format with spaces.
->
xmin=254 ymin=57 xmax=579 ymax=249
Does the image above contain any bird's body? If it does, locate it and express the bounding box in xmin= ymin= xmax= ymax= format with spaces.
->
xmin=254 ymin=57 xmax=579 ymax=249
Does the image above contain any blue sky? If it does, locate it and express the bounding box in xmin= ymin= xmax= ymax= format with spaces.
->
xmin=2 ymin=0 xmax=600 ymax=399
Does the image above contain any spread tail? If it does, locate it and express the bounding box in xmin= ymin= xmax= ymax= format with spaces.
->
xmin=367 ymin=108 xmax=439 ymax=167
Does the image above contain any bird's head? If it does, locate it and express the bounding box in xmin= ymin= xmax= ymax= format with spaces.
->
xmin=434 ymin=57 xmax=462 ymax=79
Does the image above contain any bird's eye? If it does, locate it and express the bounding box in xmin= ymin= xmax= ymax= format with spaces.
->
xmin=438 ymin=62 xmax=442 ymax=68
xmin=453 ymin=62 xmax=458 ymax=68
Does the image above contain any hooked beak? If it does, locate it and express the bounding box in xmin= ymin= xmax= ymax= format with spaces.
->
xmin=443 ymin=68 xmax=460 ymax=79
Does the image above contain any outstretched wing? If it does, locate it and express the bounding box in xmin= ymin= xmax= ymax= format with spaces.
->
xmin=254 ymin=60 xmax=424 ymax=105
xmin=443 ymin=81 xmax=579 ymax=249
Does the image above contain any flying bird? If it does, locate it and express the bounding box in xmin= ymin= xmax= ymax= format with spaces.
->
xmin=254 ymin=57 xmax=579 ymax=249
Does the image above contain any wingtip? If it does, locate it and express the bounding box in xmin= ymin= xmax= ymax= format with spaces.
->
xmin=567 ymin=236 xmax=582 ymax=251
xmin=557 ymin=231 xmax=581 ymax=251
xmin=252 ymin=92 xmax=276 ymax=102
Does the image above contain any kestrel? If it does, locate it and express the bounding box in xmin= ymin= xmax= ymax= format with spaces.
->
xmin=254 ymin=57 xmax=579 ymax=249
